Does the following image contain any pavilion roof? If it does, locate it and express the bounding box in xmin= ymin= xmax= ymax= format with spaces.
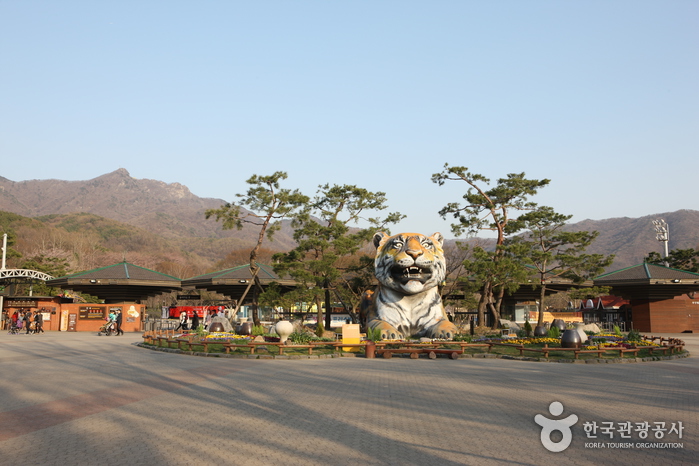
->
xmin=181 ymin=263 xmax=297 ymax=302
xmin=593 ymin=263 xmax=699 ymax=300
xmin=46 ymin=261 xmax=181 ymax=303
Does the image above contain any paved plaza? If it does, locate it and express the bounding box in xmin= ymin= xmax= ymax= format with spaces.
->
xmin=0 ymin=331 xmax=696 ymax=465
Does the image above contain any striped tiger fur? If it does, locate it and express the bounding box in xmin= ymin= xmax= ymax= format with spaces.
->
xmin=364 ymin=232 xmax=457 ymax=340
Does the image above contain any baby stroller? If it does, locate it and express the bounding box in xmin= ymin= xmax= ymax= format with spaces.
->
xmin=98 ymin=320 xmax=115 ymax=336
xmin=8 ymin=320 xmax=22 ymax=334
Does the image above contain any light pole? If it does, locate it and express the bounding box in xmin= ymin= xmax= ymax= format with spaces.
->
xmin=652 ymin=219 xmax=669 ymax=266
xmin=1 ymin=233 xmax=7 ymax=270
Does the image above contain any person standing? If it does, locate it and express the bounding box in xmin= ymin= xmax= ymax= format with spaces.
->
xmin=25 ymin=310 xmax=33 ymax=334
xmin=16 ymin=311 xmax=24 ymax=332
xmin=34 ymin=310 xmax=45 ymax=334
xmin=115 ymin=310 xmax=124 ymax=335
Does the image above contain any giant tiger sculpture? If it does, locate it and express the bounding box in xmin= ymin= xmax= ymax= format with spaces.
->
xmin=364 ymin=231 xmax=458 ymax=340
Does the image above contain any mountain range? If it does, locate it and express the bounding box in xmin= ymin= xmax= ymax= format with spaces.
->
xmin=1 ymin=169 xmax=698 ymax=275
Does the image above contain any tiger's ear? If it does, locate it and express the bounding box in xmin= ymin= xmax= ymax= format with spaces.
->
xmin=373 ymin=231 xmax=389 ymax=248
xmin=431 ymin=232 xmax=444 ymax=247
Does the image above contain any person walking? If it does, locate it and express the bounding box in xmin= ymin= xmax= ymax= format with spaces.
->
xmin=115 ymin=310 xmax=124 ymax=336
xmin=190 ymin=311 xmax=200 ymax=332
xmin=175 ymin=311 xmax=188 ymax=332
xmin=107 ymin=309 xmax=117 ymax=334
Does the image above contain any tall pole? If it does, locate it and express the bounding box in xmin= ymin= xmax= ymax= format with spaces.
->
xmin=1 ymin=234 xmax=6 ymax=323
xmin=652 ymin=219 xmax=669 ymax=266
xmin=1 ymin=233 xmax=7 ymax=270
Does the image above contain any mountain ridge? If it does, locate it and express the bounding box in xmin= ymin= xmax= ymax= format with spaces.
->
xmin=1 ymin=170 xmax=698 ymax=272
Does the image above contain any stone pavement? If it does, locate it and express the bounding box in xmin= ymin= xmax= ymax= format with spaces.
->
xmin=0 ymin=331 xmax=696 ymax=466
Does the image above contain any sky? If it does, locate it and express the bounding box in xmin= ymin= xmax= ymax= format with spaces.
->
xmin=1 ymin=1 xmax=697 ymax=239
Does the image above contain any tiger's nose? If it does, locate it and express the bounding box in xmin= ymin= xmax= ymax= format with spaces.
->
xmin=406 ymin=248 xmax=423 ymax=259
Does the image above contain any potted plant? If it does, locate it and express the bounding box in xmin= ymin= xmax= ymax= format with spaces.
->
xmin=365 ymin=327 xmax=382 ymax=358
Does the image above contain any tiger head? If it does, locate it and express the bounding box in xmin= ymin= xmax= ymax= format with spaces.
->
xmin=373 ymin=232 xmax=446 ymax=295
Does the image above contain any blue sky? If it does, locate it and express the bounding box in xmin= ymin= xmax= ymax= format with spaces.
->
xmin=1 ymin=1 xmax=697 ymax=238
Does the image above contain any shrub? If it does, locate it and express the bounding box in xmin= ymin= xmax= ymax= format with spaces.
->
xmin=289 ymin=332 xmax=313 ymax=344
xmin=547 ymin=326 xmax=560 ymax=339
xmin=613 ymin=325 xmax=622 ymax=337
xmin=524 ymin=321 xmax=532 ymax=337
xmin=626 ymin=329 xmax=642 ymax=342
xmin=453 ymin=334 xmax=472 ymax=342
xmin=366 ymin=327 xmax=382 ymax=342
xmin=251 ymin=325 xmax=266 ymax=336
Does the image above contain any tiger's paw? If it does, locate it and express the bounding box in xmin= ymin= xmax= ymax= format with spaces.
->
xmin=368 ymin=320 xmax=403 ymax=341
xmin=428 ymin=320 xmax=458 ymax=340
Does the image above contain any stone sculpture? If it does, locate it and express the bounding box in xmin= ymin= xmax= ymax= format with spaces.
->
xmin=363 ymin=232 xmax=458 ymax=340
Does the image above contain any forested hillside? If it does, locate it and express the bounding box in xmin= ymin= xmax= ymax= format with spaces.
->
xmin=1 ymin=170 xmax=698 ymax=277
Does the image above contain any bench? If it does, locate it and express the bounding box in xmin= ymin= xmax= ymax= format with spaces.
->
xmin=376 ymin=348 xmax=423 ymax=359
xmin=426 ymin=349 xmax=463 ymax=359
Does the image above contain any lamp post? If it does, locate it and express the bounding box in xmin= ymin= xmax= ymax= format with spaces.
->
xmin=1 ymin=234 xmax=6 ymax=322
xmin=652 ymin=219 xmax=669 ymax=266
xmin=1 ymin=233 xmax=7 ymax=270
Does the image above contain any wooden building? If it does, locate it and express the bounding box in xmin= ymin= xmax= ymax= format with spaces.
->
xmin=3 ymin=296 xmax=145 ymax=333
xmin=594 ymin=263 xmax=699 ymax=333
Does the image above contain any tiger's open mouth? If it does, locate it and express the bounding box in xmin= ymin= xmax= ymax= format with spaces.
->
xmin=392 ymin=265 xmax=432 ymax=284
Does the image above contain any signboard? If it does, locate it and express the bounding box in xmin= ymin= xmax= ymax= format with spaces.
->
xmin=6 ymin=299 xmax=38 ymax=308
xmin=126 ymin=305 xmax=140 ymax=323
xmin=68 ymin=313 xmax=77 ymax=331
xmin=79 ymin=306 xmax=105 ymax=319
xmin=342 ymin=324 xmax=361 ymax=352
xmin=177 ymin=295 xmax=200 ymax=300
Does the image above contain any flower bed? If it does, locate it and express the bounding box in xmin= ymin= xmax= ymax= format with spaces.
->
xmin=140 ymin=330 xmax=684 ymax=360
xmin=201 ymin=332 xmax=252 ymax=343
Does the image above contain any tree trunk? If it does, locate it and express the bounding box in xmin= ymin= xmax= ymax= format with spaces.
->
xmin=324 ymin=279 xmax=332 ymax=331
xmin=229 ymin=266 xmax=260 ymax=326
xmin=490 ymin=286 xmax=505 ymax=329
xmin=536 ymin=283 xmax=548 ymax=326
xmin=315 ymin=296 xmax=323 ymax=329
xmin=477 ymin=283 xmax=489 ymax=327
xmin=487 ymin=302 xmax=500 ymax=329
xmin=251 ymin=280 xmax=261 ymax=327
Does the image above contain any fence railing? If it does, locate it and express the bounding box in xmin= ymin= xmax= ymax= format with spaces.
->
xmin=143 ymin=318 xmax=178 ymax=332
xmin=593 ymin=321 xmax=631 ymax=333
